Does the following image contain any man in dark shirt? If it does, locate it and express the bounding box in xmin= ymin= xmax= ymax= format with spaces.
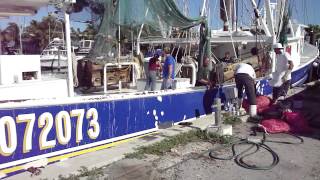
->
xmin=221 ymin=51 xmax=233 ymax=63
xmin=196 ymin=57 xmax=211 ymax=87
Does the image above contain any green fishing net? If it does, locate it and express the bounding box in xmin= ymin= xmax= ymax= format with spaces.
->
xmin=89 ymin=0 xmax=206 ymax=62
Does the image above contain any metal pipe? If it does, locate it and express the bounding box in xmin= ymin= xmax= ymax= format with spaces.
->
xmin=64 ymin=11 xmax=74 ymax=97
xmin=104 ymin=62 xmax=138 ymax=93
xmin=201 ymin=0 xmax=207 ymax=16
xmin=181 ymin=63 xmax=196 ymax=87
xmin=250 ymin=0 xmax=271 ymax=37
xmin=57 ymin=48 xmax=61 ymax=72
xmin=232 ymin=0 xmax=236 ymax=31
xmin=118 ymin=0 xmax=121 ymax=64
xmin=137 ymin=8 xmax=149 ymax=55
xmin=222 ymin=0 xmax=238 ymax=59
xmin=0 ymin=29 xmax=2 ymax=55
xmin=103 ymin=64 xmax=108 ymax=93
xmin=19 ymin=23 xmax=23 ymax=54
xmin=214 ymin=98 xmax=221 ymax=126
xmin=236 ymin=0 xmax=238 ymax=31
xmin=118 ymin=64 xmax=122 ymax=91
xmin=265 ymin=0 xmax=275 ymax=39
xmin=131 ymin=62 xmax=136 ymax=87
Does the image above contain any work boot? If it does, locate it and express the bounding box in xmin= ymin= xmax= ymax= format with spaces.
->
xmin=248 ymin=105 xmax=263 ymax=122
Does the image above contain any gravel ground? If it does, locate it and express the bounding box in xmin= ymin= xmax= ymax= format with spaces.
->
xmin=100 ymin=122 xmax=320 ymax=180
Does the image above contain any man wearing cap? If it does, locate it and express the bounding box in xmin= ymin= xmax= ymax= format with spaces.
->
xmin=161 ymin=47 xmax=175 ymax=90
xmin=145 ymin=53 xmax=161 ymax=91
xmin=269 ymin=43 xmax=294 ymax=103
xmin=234 ymin=63 xmax=258 ymax=118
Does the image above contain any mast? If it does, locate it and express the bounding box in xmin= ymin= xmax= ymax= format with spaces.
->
xmin=201 ymin=0 xmax=207 ymax=16
xmin=235 ymin=0 xmax=238 ymax=31
xmin=265 ymin=0 xmax=276 ymax=43
xmin=198 ymin=0 xmax=212 ymax=79
xmin=232 ymin=0 xmax=236 ymax=31
xmin=220 ymin=0 xmax=232 ymax=31
xmin=250 ymin=0 xmax=271 ymax=37
xmin=183 ymin=0 xmax=189 ymax=16
xmin=276 ymin=0 xmax=287 ymax=41
xmin=136 ymin=8 xmax=149 ymax=55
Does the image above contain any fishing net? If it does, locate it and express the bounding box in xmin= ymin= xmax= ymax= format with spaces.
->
xmin=85 ymin=0 xmax=206 ymax=63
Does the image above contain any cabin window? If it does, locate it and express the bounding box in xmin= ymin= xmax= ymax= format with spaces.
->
xmin=22 ymin=71 xmax=38 ymax=81
xmin=84 ymin=41 xmax=91 ymax=48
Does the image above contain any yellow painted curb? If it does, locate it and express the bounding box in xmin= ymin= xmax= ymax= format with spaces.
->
xmin=0 ymin=132 xmax=157 ymax=175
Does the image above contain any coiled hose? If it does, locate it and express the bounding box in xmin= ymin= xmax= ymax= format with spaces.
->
xmin=209 ymin=132 xmax=303 ymax=170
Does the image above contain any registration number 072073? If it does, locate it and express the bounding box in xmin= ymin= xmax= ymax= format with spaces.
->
xmin=0 ymin=108 xmax=100 ymax=156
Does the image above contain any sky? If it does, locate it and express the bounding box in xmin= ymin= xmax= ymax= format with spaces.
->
xmin=0 ymin=0 xmax=320 ymax=31
xmin=184 ymin=0 xmax=320 ymax=29
xmin=0 ymin=5 xmax=87 ymax=31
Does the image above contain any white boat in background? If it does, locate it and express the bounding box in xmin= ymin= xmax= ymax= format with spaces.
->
xmin=40 ymin=39 xmax=95 ymax=69
xmin=40 ymin=38 xmax=68 ymax=69
xmin=76 ymin=39 xmax=94 ymax=56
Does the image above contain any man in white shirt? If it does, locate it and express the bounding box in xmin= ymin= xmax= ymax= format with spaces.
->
xmin=234 ymin=63 xmax=258 ymax=118
xmin=269 ymin=43 xmax=294 ymax=103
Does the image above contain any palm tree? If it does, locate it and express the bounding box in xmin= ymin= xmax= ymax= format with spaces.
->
xmin=24 ymin=16 xmax=65 ymax=50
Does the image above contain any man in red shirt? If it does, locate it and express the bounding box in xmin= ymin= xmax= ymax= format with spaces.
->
xmin=145 ymin=53 xmax=161 ymax=91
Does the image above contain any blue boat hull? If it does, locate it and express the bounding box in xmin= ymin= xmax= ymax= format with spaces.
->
xmin=0 ymin=59 xmax=314 ymax=175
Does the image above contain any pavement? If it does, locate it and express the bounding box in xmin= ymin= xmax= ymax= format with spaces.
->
xmin=6 ymin=114 xmax=215 ymax=180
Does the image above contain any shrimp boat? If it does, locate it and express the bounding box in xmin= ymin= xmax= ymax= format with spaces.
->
xmin=0 ymin=0 xmax=317 ymax=177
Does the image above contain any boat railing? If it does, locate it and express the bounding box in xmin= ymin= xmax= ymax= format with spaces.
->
xmin=103 ymin=62 xmax=138 ymax=93
xmin=181 ymin=63 xmax=197 ymax=87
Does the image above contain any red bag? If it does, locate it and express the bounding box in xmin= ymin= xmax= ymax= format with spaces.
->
xmin=283 ymin=112 xmax=312 ymax=133
xmin=260 ymin=119 xmax=291 ymax=133
xmin=242 ymin=96 xmax=272 ymax=114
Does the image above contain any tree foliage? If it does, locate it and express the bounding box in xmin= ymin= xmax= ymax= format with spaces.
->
xmin=308 ymin=24 xmax=320 ymax=36
xmin=1 ymin=15 xmax=97 ymax=53
xmin=24 ymin=15 xmax=65 ymax=50
xmin=71 ymin=0 xmax=105 ymax=15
